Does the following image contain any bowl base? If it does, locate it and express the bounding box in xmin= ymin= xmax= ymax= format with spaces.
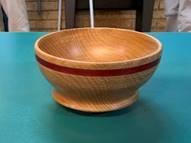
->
xmin=52 ymin=90 xmax=138 ymax=113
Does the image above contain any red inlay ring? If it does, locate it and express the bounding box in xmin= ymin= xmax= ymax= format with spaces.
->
xmin=36 ymin=55 xmax=160 ymax=76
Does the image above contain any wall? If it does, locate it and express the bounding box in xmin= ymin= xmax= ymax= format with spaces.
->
xmin=1 ymin=0 xmax=166 ymax=31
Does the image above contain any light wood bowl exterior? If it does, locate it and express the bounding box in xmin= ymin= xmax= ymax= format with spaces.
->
xmin=35 ymin=28 xmax=162 ymax=112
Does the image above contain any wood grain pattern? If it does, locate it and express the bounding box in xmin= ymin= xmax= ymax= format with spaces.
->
xmin=37 ymin=28 xmax=159 ymax=62
xmin=35 ymin=27 xmax=162 ymax=112
xmin=36 ymin=55 xmax=160 ymax=76
xmin=53 ymin=90 xmax=138 ymax=112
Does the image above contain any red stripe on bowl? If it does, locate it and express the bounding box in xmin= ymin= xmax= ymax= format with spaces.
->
xmin=36 ymin=55 xmax=160 ymax=76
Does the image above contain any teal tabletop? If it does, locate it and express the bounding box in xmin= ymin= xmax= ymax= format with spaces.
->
xmin=0 ymin=32 xmax=191 ymax=143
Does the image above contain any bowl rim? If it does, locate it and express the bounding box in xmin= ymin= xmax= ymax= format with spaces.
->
xmin=35 ymin=27 xmax=162 ymax=66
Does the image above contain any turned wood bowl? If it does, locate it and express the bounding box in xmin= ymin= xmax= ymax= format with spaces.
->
xmin=35 ymin=28 xmax=162 ymax=112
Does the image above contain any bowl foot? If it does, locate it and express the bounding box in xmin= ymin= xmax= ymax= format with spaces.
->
xmin=52 ymin=90 xmax=138 ymax=113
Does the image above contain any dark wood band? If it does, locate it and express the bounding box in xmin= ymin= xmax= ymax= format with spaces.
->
xmin=36 ymin=55 xmax=160 ymax=76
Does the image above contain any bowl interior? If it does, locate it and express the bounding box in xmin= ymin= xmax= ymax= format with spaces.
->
xmin=37 ymin=28 xmax=160 ymax=62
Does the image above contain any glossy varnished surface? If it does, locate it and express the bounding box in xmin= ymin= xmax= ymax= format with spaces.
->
xmin=1 ymin=33 xmax=191 ymax=142
xmin=35 ymin=28 xmax=161 ymax=112
xmin=37 ymin=28 xmax=160 ymax=62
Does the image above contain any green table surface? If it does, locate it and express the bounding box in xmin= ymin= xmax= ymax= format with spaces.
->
xmin=0 ymin=32 xmax=191 ymax=143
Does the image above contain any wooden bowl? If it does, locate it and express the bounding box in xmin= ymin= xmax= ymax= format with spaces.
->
xmin=35 ymin=28 xmax=162 ymax=112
